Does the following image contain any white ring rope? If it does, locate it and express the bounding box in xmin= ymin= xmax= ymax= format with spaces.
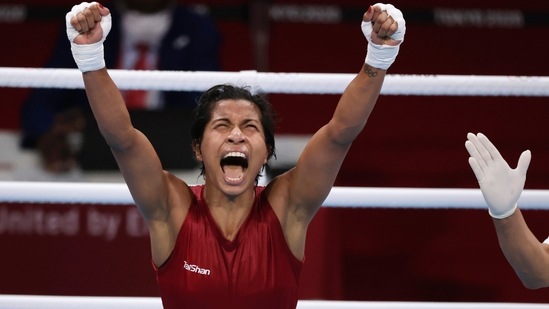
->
xmin=0 ymin=181 xmax=548 ymax=210
xmin=0 ymin=295 xmax=548 ymax=309
xmin=1 ymin=67 xmax=549 ymax=96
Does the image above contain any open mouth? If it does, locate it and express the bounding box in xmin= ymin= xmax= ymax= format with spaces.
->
xmin=220 ymin=152 xmax=248 ymax=182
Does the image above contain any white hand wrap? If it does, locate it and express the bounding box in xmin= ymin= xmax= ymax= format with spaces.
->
xmin=65 ymin=2 xmax=112 ymax=72
xmin=361 ymin=3 xmax=405 ymax=70
xmin=465 ymin=133 xmax=531 ymax=219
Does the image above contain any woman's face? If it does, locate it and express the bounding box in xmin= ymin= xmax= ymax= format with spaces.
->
xmin=195 ymin=99 xmax=268 ymax=196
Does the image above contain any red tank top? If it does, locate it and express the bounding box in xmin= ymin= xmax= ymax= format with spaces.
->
xmin=155 ymin=185 xmax=303 ymax=308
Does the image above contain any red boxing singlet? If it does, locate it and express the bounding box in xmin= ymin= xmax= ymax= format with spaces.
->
xmin=155 ymin=185 xmax=303 ymax=309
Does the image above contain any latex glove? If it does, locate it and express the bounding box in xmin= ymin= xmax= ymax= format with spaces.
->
xmin=66 ymin=2 xmax=111 ymax=72
xmin=361 ymin=3 xmax=406 ymax=70
xmin=465 ymin=132 xmax=531 ymax=219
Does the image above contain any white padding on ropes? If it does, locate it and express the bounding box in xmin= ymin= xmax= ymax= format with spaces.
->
xmin=1 ymin=181 xmax=549 ymax=210
xmin=1 ymin=67 xmax=549 ymax=96
xmin=0 ymin=295 xmax=548 ymax=309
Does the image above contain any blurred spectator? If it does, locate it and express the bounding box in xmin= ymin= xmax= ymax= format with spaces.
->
xmin=20 ymin=0 xmax=221 ymax=176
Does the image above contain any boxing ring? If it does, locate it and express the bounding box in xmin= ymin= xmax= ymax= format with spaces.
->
xmin=1 ymin=68 xmax=549 ymax=308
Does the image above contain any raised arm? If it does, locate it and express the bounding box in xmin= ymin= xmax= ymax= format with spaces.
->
xmin=283 ymin=4 xmax=404 ymax=215
xmin=465 ymin=132 xmax=549 ymax=289
xmin=268 ymin=4 xmax=405 ymax=259
xmin=66 ymin=2 xmax=189 ymax=264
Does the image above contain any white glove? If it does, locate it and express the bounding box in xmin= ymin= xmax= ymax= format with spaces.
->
xmin=465 ymin=132 xmax=531 ymax=219
xmin=65 ymin=2 xmax=112 ymax=72
xmin=361 ymin=3 xmax=405 ymax=70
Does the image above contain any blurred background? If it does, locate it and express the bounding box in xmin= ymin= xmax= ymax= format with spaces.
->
xmin=1 ymin=0 xmax=549 ymax=303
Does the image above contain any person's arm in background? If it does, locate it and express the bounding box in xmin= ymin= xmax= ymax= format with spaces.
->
xmin=465 ymin=132 xmax=549 ymax=289
xmin=20 ymin=20 xmax=90 ymax=172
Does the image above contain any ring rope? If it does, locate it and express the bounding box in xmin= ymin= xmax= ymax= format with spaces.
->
xmin=1 ymin=67 xmax=549 ymax=96
xmin=0 ymin=295 xmax=548 ymax=309
xmin=0 ymin=181 xmax=548 ymax=210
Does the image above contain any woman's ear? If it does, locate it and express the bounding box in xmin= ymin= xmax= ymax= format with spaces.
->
xmin=193 ymin=143 xmax=203 ymax=161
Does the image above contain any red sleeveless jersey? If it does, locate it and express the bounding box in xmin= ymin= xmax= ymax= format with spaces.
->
xmin=155 ymin=185 xmax=303 ymax=308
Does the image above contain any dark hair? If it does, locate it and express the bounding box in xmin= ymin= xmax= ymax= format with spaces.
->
xmin=190 ymin=84 xmax=277 ymax=182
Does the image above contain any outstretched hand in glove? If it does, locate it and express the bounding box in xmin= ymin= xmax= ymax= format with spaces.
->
xmin=465 ymin=132 xmax=531 ymax=219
